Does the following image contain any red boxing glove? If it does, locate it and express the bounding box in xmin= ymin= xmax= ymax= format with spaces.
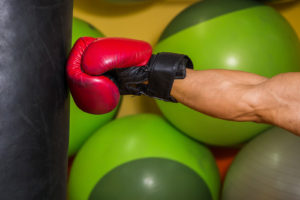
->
xmin=66 ymin=37 xmax=152 ymax=114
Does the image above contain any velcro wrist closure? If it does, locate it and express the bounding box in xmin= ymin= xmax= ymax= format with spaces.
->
xmin=146 ymin=52 xmax=193 ymax=102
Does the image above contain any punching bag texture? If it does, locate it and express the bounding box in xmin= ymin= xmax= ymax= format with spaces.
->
xmin=0 ymin=0 xmax=72 ymax=199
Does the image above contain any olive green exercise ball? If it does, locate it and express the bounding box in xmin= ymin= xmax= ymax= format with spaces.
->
xmin=222 ymin=127 xmax=300 ymax=200
xmin=69 ymin=18 xmax=119 ymax=156
xmin=68 ymin=114 xmax=220 ymax=200
xmin=155 ymin=0 xmax=300 ymax=146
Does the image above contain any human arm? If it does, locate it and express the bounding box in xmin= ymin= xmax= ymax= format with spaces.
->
xmin=67 ymin=37 xmax=300 ymax=135
xmin=171 ymin=69 xmax=300 ymax=135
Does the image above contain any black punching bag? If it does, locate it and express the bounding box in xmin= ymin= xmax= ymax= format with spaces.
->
xmin=0 ymin=0 xmax=72 ymax=199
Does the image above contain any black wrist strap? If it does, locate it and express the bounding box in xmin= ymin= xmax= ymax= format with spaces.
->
xmin=146 ymin=52 xmax=193 ymax=102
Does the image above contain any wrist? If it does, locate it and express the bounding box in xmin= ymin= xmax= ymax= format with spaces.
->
xmin=145 ymin=53 xmax=193 ymax=102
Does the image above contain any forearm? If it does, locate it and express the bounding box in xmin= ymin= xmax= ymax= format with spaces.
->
xmin=171 ymin=69 xmax=267 ymax=122
xmin=171 ymin=69 xmax=300 ymax=135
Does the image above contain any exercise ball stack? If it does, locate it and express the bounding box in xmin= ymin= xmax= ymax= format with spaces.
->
xmin=68 ymin=114 xmax=220 ymax=200
xmin=69 ymin=18 xmax=119 ymax=156
xmin=155 ymin=0 xmax=300 ymax=146
xmin=222 ymin=127 xmax=300 ymax=200
xmin=66 ymin=0 xmax=300 ymax=199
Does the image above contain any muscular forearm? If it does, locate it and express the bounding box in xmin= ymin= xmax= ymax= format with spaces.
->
xmin=171 ymin=69 xmax=267 ymax=121
xmin=171 ymin=69 xmax=300 ymax=135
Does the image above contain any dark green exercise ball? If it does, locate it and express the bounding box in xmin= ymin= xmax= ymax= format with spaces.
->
xmin=104 ymin=0 xmax=151 ymax=4
xmin=260 ymin=0 xmax=297 ymax=4
xmin=89 ymin=158 xmax=213 ymax=200
xmin=222 ymin=127 xmax=300 ymax=200
xmin=68 ymin=114 xmax=220 ymax=200
xmin=155 ymin=0 xmax=300 ymax=146
xmin=69 ymin=18 xmax=118 ymax=156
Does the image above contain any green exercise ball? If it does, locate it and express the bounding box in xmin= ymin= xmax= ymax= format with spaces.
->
xmin=69 ymin=18 xmax=118 ymax=156
xmin=72 ymin=18 xmax=104 ymax=45
xmin=68 ymin=114 xmax=220 ymax=200
xmin=222 ymin=127 xmax=300 ymax=200
xmin=154 ymin=0 xmax=300 ymax=146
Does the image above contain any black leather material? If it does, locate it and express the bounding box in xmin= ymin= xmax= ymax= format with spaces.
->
xmin=0 ymin=0 xmax=72 ymax=199
xmin=114 ymin=52 xmax=193 ymax=102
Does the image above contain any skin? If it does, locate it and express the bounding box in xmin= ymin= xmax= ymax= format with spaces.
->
xmin=171 ymin=69 xmax=300 ymax=136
